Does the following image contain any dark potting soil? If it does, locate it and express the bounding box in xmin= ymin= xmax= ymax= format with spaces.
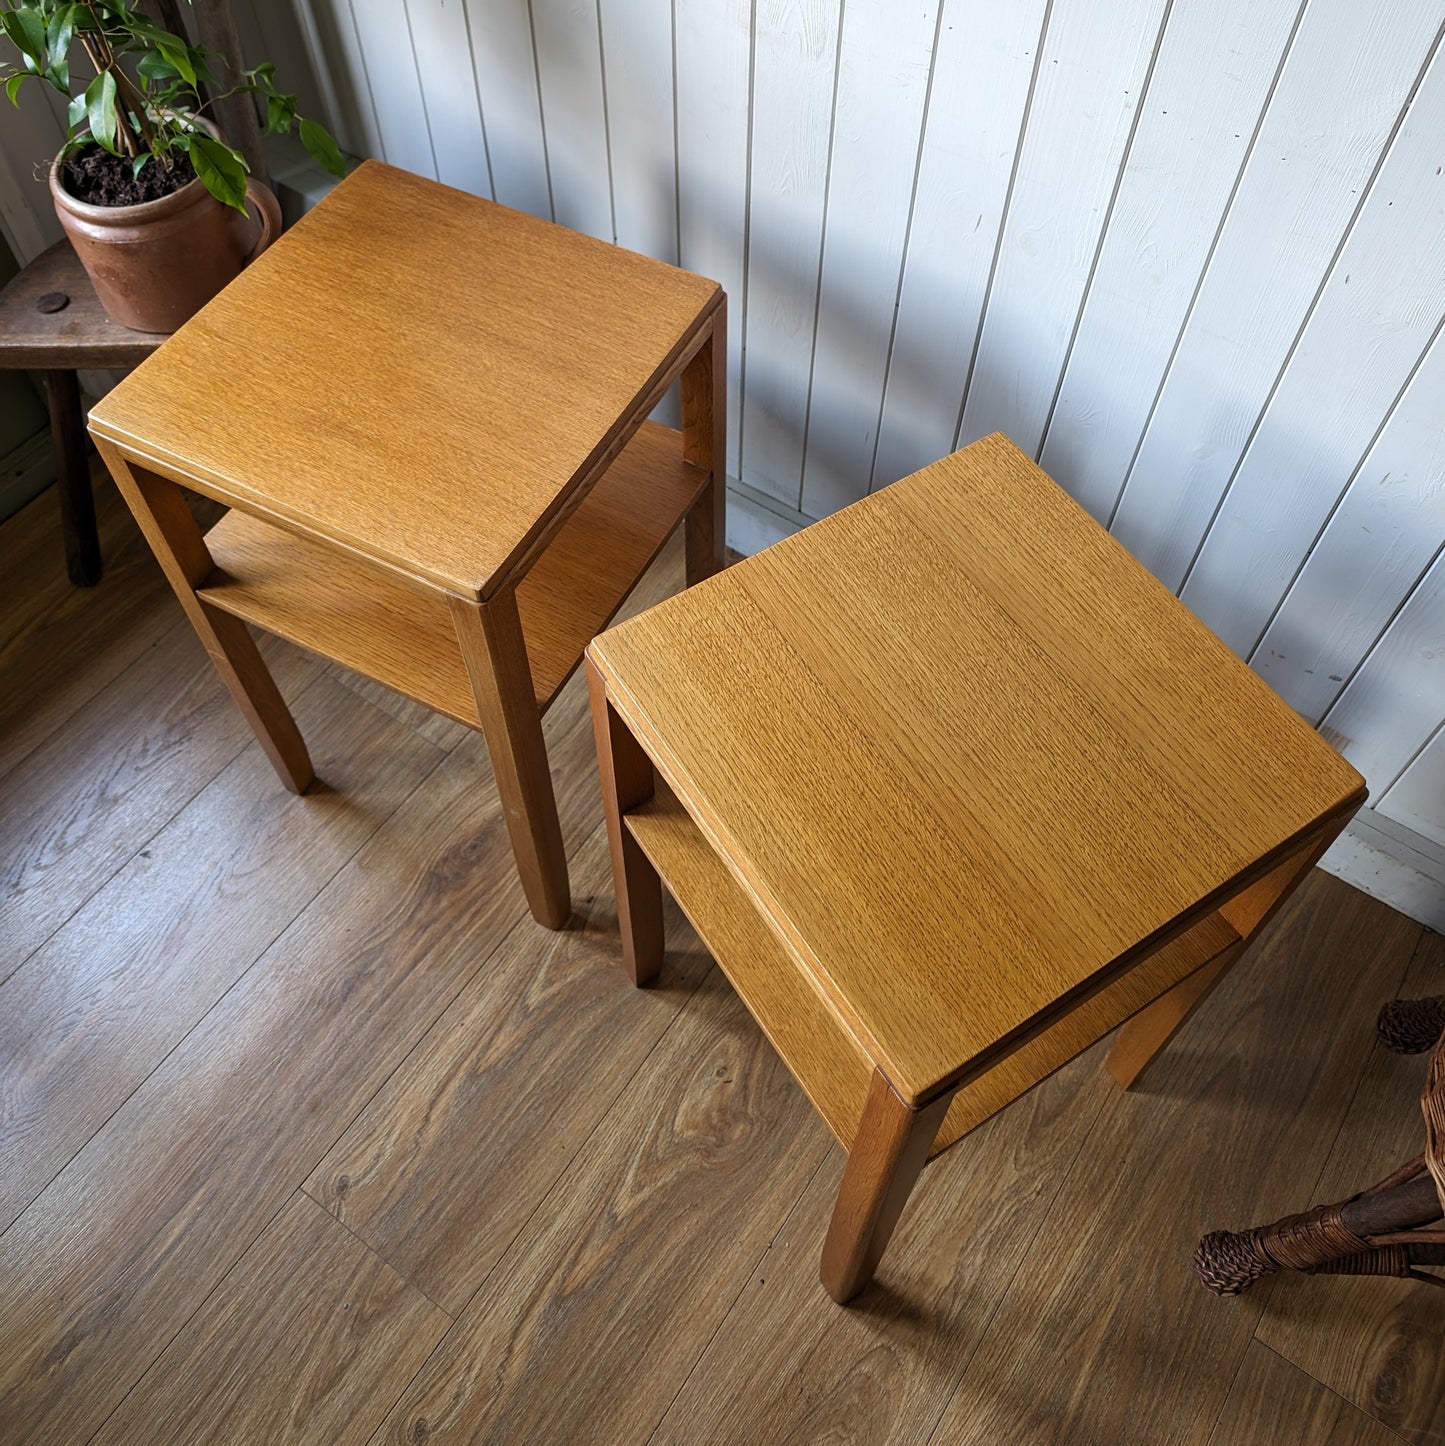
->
xmin=62 ymin=146 xmax=197 ymax=207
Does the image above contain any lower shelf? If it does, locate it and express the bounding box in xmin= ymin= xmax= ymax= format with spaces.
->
xmin=626 ymin=786 xmax=875 ymax=1150
xmin=626 ymin=785 xmax=1247 ymax=1163
xmin=198 ymin=422 xmax=706 ymax=725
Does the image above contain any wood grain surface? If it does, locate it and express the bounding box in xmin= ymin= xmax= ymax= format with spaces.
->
xmin=0 ymin=471 xmax=215 ymax=781
xmin=0 ymin=627 xmax=317 ymax=978
xmin=923 ymin=873 xmax=1419 ymax=1445
xmin=197 ymin=422 xmax=705 ymax=723
xmin=369 ymin=964 xmax=833 ymax=1445
xmin=1255 ymin=928 xmax=1445 ymax=1443
xmin=1206 ymin=1342 xmax=1409 ymax=1446
xmin=304 ymin=827 xmax=713 ymax=1315
xmin=87 ymin=161 xmax=722 ymax=600
xmin=90 ymin=1193 xmax=450 ymax=1445
xmin=0 ymin=487 xmax=1430 ymax=1444
xmin=589 ymin=433 xmax=1364 ymax=1102
xmin=0 ymin=667 xmax=441 ymax=1231
xmin=651 ymin=1048 xmax=1116 ymax=1446
xmin=0 ymin=672 xmax=609 ymax=1442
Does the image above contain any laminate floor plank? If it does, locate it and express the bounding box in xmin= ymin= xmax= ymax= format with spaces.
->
xmin=1207 ymin=1341 xmax=1408 ymax=1446
xmin=0 ymin=681 xmax=608 ymax=1443
xmin=0 ymin=470 xmax=219 ymax=781
xmin=0 ymin=667 xmax=444 ymax=1231
xmin=305 ymin=826 xmax=713 ymax=1315
xmin=923 ymin=873 xmax=1421 ymax=1446
xmin=368 ymin=966 xmax=834 ymax=1446
xmin=91 ymin=1191 xmax=451 ymax=1446
xmin=1255 ymin=929 xmax=1445 ymax=1444
xmin=650 ymin=1047 xmax=1115 ymax=1446
xmin=0 ymin=625 xmax=320 ymax=981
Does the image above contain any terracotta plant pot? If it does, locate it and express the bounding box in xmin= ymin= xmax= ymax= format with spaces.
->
xmin=50 ymin=139 xmax=281 ymax=334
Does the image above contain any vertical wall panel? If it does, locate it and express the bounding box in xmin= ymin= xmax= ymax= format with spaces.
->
xmin=1038 ymin=0 xmax=1303 ymax=523
xmin=870 ymin=0 xmax=1046 ymax=493
xmin=1323 ymin=549 xmax=1445 ymax=801
xmin=403 ymin=0 xmax=492 ymax=198
xmin=1250 ymin=327 xmax=1445 ymax=724
xmin=955 ymin=0 xmax=1168 ymax=454
xmin=466 ymin=0 xmax=550 ymax=217
xmin=675 ymin=0 xmax=751 ymax=472
xmin=1181 ymin=44 xmax=1445 ymax=657
xmin=286 ymin=0 xmax=383 ymax=159
xmin=0 ymin=36 xmax=65 ymax=262
xmin=1379 ymin=725 xmax=1445 ymax=850
xmin=347 ymin=0 xmax=437 ymax=176
xmin=739 ymin=0 xmax=842 ymax=509
xmin=531 ymin=0 xmax=613 ymax=241
xmin=795 ymin=0 xmax=939 ymax=519
xmin=1109 ymin=1 xmax=1444 ymax=591
xmin=600 ymin=0 xmax=677 ymax=263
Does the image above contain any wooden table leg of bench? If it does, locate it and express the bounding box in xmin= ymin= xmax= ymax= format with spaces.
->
xmin=821 ymin=1072 xmax=952 ymax=1305
xmin=588 ymin=658 xmax=664 ymax=985
xmin=46 ymin=370 xmax=101 ymax=586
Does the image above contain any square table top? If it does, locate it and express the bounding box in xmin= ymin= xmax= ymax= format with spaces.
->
xmin=587 ymin=434 xmax=1366 ymax=1100
xmin=87 ymin=161 xmax=721 ymax=602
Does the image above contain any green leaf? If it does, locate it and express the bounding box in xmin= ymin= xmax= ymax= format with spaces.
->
xmin=5 ymin=72 xmax=26 ymax=106
xmin=46 ymin=2 xmax=75 ymax=60
xmin=187 ymin=131 xmax=249 ymax=211
xmin=136 ymin=50 xmax=180 ymax=82
xmin=298 ymin=116 xmax=345 ymax=178
xmin=131 ymin=151 xmax=148 ymax=179
xmin=265 ymin=92 xmax=294 ymax=134
xmin=156 ymin=40 xmax=194 ymax=86
xmin=67 ymin=89 xmax=86 ymax=128
xmin=0 ymin=10 xmax=45 ymax=70
xmin=84 ymin=67 xmax=117 ymax=152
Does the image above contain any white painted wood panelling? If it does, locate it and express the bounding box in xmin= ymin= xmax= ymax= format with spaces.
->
xmin=871 ymin=0 xmax=1046 ymax=492
xmin=346 ymin=0 xmax=436 ymax=177
xmin=1382 ymin=726 xmax=1445 ymax=851
xmin=403 ymin=0 xmax=492 ymax=199
xmin=674 ymin=0 xmax=750 ymax=470
xmin=1182 ymin=40 xmax=1445 ymax=658
xmin=0 ymin=35 xmax=65 ymax=263
xmin=1038 ymin=0 xmax=1306 ymax=523
xmin=1322 ymin=547 xmax=1445 ymax=802
xmin=1251 ymin=326 xmax=1445 ymax=724
xmin=955 ymin=0 xmax=1168 ymax=454
xmin=1108 ymin=1 xmax=1443 ymax=590
xmin=796 ymin=0 xmax=940 ymax=519
xmin=5 ymin=0 xmax=1442 ymax=909
xmin=600 ymin=0 xmax=676 ymax=263
xmin=464 ymin=0 xmax=551 ymax=217
xmin=531 ymin=0 xmax=612 ymax=242
xmin=738 ymin=0 xmax=841 ymax=509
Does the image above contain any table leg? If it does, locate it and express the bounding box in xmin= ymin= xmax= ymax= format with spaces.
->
xmin=96 ymin=443 xmax=314 ymax=792
xmin=820 ymin=1071 xmax=952 ymax=1304
xmin=587 ymin=658 xmax=664 ymax=985
xmin=45 ymin=370 xmax=101 ymax=587
xmin=450 ymin=589 xmax=571 ymax=930
xmin=683 ymin=301 xmax=727 ymax=587
xmin=1104 ymin=819 xmax=1349 ymax=1089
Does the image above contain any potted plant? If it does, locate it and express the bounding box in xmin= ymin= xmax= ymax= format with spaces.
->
xmin=1 ymin=0 xmax=344 ymax=331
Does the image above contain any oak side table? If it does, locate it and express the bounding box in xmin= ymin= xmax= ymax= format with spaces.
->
xmin=586 ymin=433 xmax=1366 ymax=1304
xmin=89 ymin=161 xmax=725 ymax=928
xmin=1 ymin=239 xmax=167 ymax=585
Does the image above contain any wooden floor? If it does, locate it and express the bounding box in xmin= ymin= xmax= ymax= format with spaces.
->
xmin=1 ymin=475 xmax=1442 ymax=1446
